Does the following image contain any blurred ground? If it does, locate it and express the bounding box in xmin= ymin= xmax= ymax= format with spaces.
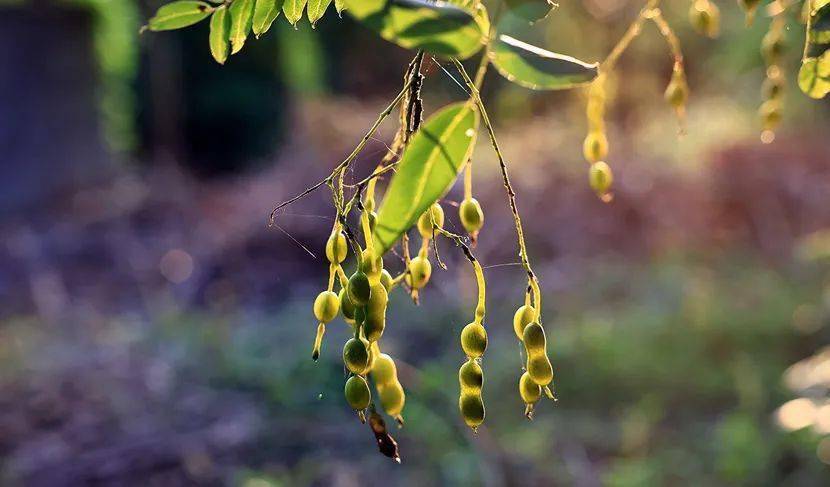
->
xmin=3 ymin=1 xmax=830 ymax=486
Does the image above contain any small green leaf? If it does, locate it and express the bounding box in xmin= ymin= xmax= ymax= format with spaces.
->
xmin=148 ymin=1 xmax=213 ymax=31
xmin=209 ymin=5 xmax=231 ymax=64
xmin=334 ymin=0 xmax=347 ymax=14
xmin=230 ymin=0 xmax=255 ymax=54
xmin=798 ymin=51 xmax=830 ymax=99
xmin=373 ymin=102 xmax=479 ymax=255
xmin=284 ymin=0 xmax=308 ymax=25
xmin=344 ymin=0 xmax=485 ymax=59
xmin=504 ymin=0 xmax=555 ymax=22
xmin=253 ymin=0 xmax=284 ymax=37
xmin=489 ymin=34 xmax=598 ymax=90
xmin=308 ymin=0 xmax=332 ymax=25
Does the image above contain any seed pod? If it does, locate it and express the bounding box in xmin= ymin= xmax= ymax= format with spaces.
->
xmin=459 ymin=198 xmax=484 ymax=234
xmin=354 ymin=306 xmax=366 ymax=325
xmin=344 ymin=375 xmax=371 ymax=411
xmin=313 ymin=291 xmax=340 ymax=323
xmin=325 ymin=231 xmax=348 ymax=264
xmin=459 ymin=359 xmax=483 ymax=392
xmin=380 ymin=269 xmax=394 ymax=292
xmin=371 ymin=353 xmax=397 ymax=386
xmin=582 ymin=130 xmax=608 ymax=163
xmin=513 ymin=305 xmax=536 ymax=340
xmin=459 ymin=392 xmax=485 ymax=430
xmin=761 ymin=28 xmax=784 ymax=65
xmin=343 ymin=337 xmax=370 ymax=374
xmin=417 ymin=202 xmax=445 ymax=239
xmin=758 ymin=100 xmax=782 ymax=131
xmin=689 ymin=0 xmax=720 ymax=38
xmin=664 ymin=68 xmax=689 ymax=110
xmin=589 ymin=161 xmax=613 ymax=197
xmin=522 ymin=322 xmax=546 ymax=353
xmin=368 ymin=211 xmax=377 ymax=233
xmin=738 ymin=0 xmax=761 ymax=23
xmin=527 ymin=355 xmax=554 ymax=386
xmin=339 ymin=288 xmax=356 ymax=323
xmin=378 ymin=382 xmax=405 ymax=417
xmin=348 ymin=272 xmax=371 ymax=306
xmin=363 ymin=282 xmax=388 ymax=342
xmin=460 ymin=322 xmax=488 ymax=358
xmin=762 ymin=74 xmax=785 ymax=100
xmin=519 ymin=371 xmax=542 ymax=405
xmin=406 ymin=256 xmax=432 ymax=290
xmin=359 ymin=249 xmax=383 ymax=282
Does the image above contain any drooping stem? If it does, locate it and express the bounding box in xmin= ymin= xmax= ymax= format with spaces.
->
xmin=434 ymin=227 xmax=485 ymax=325
xmin=600 ymin=0 xmax=662 ymax=73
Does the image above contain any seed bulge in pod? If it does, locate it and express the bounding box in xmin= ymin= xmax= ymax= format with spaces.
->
xmin=406 ymin=256 xmax=432 ymax=290
xmin=460 ymin=322 xmax=488 ymax=358
xmin=379 ymin=382 xmax=405 ymax=416
xmin=582 ymin=130 xmax=608 ymax=163
xmin=343 ymin=338 xmax=370 ymax=374
xmin=459 ymin=393 xmax=485 ymax=429
xmin=527 ymin=355 xmax=554 ymax=386
xmin=372 ymin=353 xmax=397 ymax=386
xmin=339 ymin=288 xmax=356 ymax=323
xmin=313 ymin=291 xmax=340 ymax=323
xmin=459 ymin=198 xmax=484 ymax=234
xmin=459 ymin=360 xmax=483 ymax=391
xmin=348 ymin=272 xmax=371 ymax=306
xmin=363 ymin=283 xmax=388 ymax=342
xmin=519 ymin=371 xmax=542 ymax=405
xmin=379 ymin=269 xmax=394 ymax=292
xmin=417 ymin=202 xmax=445 ymax=239
xmin=522 ymin=322 xmax=546 ymax=352
xmin=513 ymin=305 xmax=536 ymax=340
xmin=325 ymin=231 xmax=348 ymax=263
xmin=359 ymin=249 xmax=383 ymax=281
xmin=344 ymin=375 xmax=371 ymax=411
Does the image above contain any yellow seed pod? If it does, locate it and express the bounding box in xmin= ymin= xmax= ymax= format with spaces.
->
xmin=368 ymin=210 xmax=377 ymax=233
xmin=519 ymin=371 xmax=542 ymax=405
xmin=522 ymin=322 xmax=546 ymax=353
xmin=344 ymin=375 xmax=371 ymax=411
xmin=582 ymin=130 xmax=608 ymax=163
xmin=689 ymin=0 xmax=720 ymax=38
xmin=460 ymin=322 xmax=488 ymax=358
xmin=363 ymin=196 xmax=375 ymax=213
xmin=363 ymin=282 xmax=388 ymax=342
xmin=589 ymin=161 xmax=613 ymax=198
xmin=459 ymin=198 xmax=484 ymax=234
xmin=417 ymin=202 xmax=445 ymax=239
xmin=459 ymin=392 xmax=485 ymax=429
xmin=371 ymin=353 xmax=397 ymax=386
xmin=761 ymin=29 xmax=784 ymax=65
xmin=365 ymin=339 xmax=377 ymax=372
xmin=343 ymin=337 xmax=370 ymax=374
xmin=347 ymin=272 xmax=371 ymax=306
xmin=325 ymin=231 xmax=348 ymax=264
xmin=664 ymin=69 xmax=689 ymax=110
xmin=406 ymin=256 xmax=432 ymax=290
xmin=459 ymin=359 xmax=483 ymax=392
xmin=378 ymin=382 xmax=406 ymax=417
xmin=359 ymin=249 xmax=383 ymax=282
xmin=379 ymin=269 xmax=394 ymax=292
xmin=339 ymin=288 xmax=356 ymax=324
xmin=513 ymin=305 xmax=536 ymax=340
xmin=758 ymin=100 xmax=782 ymax=131
xmin=527 ymin=355 xmax=554 ymax=386
xmin=738 ymin=0 xmax=761 ymax=23
xmin=313 ymin=291 xmax=340 ymax=323
xmin=762 ymin=74 xmax=784 ymax=101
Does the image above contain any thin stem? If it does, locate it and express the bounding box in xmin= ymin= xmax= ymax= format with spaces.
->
xmin=600 ymin=0 xmax=662 ymax=73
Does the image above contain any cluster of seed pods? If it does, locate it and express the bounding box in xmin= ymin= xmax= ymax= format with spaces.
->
xmin=759 ymin=15 xmax=786 ymax=142
xmin=512 ymin=286 xmax=556 ymax=418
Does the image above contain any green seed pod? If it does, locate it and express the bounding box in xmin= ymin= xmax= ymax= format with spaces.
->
xmin=354 ymin=306 xmax=366 ymax=325
xmin=459 ymin=392 xmax=485 ymax=429
xmin=378 ymin=382 xmax=405 ymax=417
xmin=513 ymin=305 xmax=536 ymax=340
xmin=379 ymin=269 xmax=394 ymax=292
xmin=363 ymin=283 xmax=388 ymax=342
xmin=460 ymin=322 xmax=488 ymax=358
xmin=313 ymin=291 xmax=340 ymax=323
xmin=459 ymin=198 xmax=485 ymax=234
xmin=406 ymin=256 xmax=432 ymax=290
xmin=519 ymin=371 xmax=542 ymax=405
xmin=325 ymin=231 xmax=348 ymax=264
xmin=417 ymin=202 xmax=445 ymax=239
xmin=738 ymin=0 xmax=761 ymax=21
xmin=343 ymin=337 xmax=370 ymax=374
xmin=368 ymin=211 xmax=377 ymax=233
xmin=761 ymin=29 xmax=784 ymax=65
xmin=359 ymin=249 xmax=383 ymax=281
xmin=347 ymin=272 xmax=371 ymax=306
xmin=339 ymin=288 xmax=356 ymax=323
xmin=371 ymin=352 xmax=397 ymax=386
xmin=344 ymin=375 xmax=371 ymax=411
xmin=689 ymin=0 xmax=719 ymax=38
xmin=459 ymin=359 xmax=483 ymax=392
xmin=664 ymin=69 xmax=689 ymax=109
xmin=364 ymin=196 xmax=375 ymax=213
xmin=762 ymin=74 xmax=785 ymax=100
xmin=522 ymin=322 xmax=546 ymax=353
xmin=759 ymin=100 xmax=783 ymax=131
xmin=527 ymin=355 xmax=554 ymax=386
xmin=589 ymin=161 xmax=613 ymax=197
xmin=582 ymin=130 xmax=608 ymax=163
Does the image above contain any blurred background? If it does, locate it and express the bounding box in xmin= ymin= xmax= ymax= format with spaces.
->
xmin=2 ymin=0 xmax=830 ymax=485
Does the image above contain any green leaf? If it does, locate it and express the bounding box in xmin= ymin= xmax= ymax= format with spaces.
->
xmin=344 ymin=0 xmax=486 ymax=59
xmin=230 ymin=0 xmax=255 ymax=54
xmin=253 ymin=0 xmax=284 ymax=37
xmin=308 ymin=0 xmax=333 ymax=25
xmin=373 ymin=102 xmax=479 ymax=255
xmin=504 ymin=0 xmax=555 ymax=22
xmin=284 ymin=0 xmax=308 ymax=25
xmin=489 ymin=34 xmax=598 ymax=90
xmin=209 ymin=5 xmax=231 ymax=64
xmin=148 ymin=1 xmax=213 ymax=31
xmin=335 ymin=0 xmax=347 ymax=14
xmin=798 ymin=51 xmax=830 ymax=99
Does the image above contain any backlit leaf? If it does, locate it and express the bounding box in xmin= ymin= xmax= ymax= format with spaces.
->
xmin=148 ymin=1 xmax=213 ymax=31
xmin=253 ymin=0 xmax=284 ymax=37
xmin=489 ymin=34 xmax=598 ymax=90
xmin=209 ymin=5 xmax=231 ymax=64
xmin=284 ymin=0 xmax=308 ymax=25
xmin=308 ymin=0 xmax=333 ymax=25
xmin=230 ymin=0 xmax=255 ymax=54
